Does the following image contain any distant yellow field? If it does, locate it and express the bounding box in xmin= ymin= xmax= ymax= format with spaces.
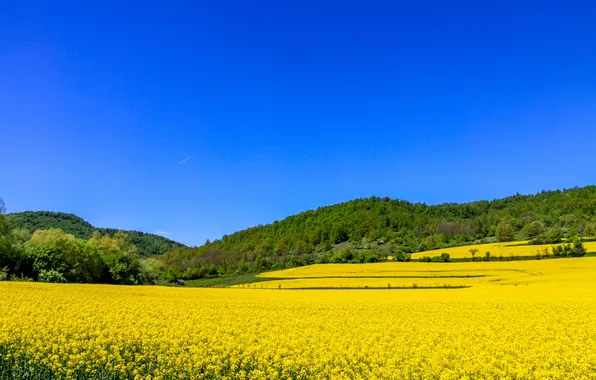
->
xmin=256 ymin=256 xmax=596 ymax=289
xmin=240 ymin=276 xmax=479 ymax=289
xmin=411 ymin=240 xmax=596 ymax=259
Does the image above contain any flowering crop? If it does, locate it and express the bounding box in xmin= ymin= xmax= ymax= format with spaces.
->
xmin=2 ymin=258 xmax=596 ymax=379
xmin=239 ymin=277 xmax=478 ymax=289
xmin=259 ymin=255 xmax=596 ymax=282
xmin=410 ymin=241 xmax=596 ymax=259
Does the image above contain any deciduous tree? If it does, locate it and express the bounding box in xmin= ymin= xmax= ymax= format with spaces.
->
xmin=496 ymin=222 xmax=515 ymax=242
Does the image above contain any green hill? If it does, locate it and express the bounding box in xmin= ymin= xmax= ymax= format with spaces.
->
xmin=161 ymin=186 xmax=596 ymax=278
xmin=6 ymin=211 xmax=185 ymax=256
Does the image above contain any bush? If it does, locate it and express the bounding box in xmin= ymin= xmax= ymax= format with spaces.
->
xmin=571 ymin=237 xmax=586 ymax=257
xmin=288 ymin=255 xmax=307 ymax=268
xmin=38 ymin=269 xmax=67 ymax=283
xmin=524 ymin=221 xmax=545 ymax=239
xmin=254 ymin=256 xmax=273 ymax=271
xmin=550 ymin=241 xmax=585 ymax=258
xmin=394 ymin=251 xmax=411 ymax=262
xmin=433 ymin=253 xmax=450 ymax=262
xmin=545 ymin=228 xmax=563 ymax=244
xmin=469 ymin=248 xmax=479 ymax=261
xmin=496 ymin=222 xmax=515 ymax=242
xmin=316 ymin=253 xmax=330 ymax=264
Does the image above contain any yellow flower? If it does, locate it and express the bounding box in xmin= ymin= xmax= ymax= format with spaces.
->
xmin=1 ymin=257 xmax=596 ymax=378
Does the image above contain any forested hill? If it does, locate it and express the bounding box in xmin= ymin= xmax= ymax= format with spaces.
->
xmin=6 ymin=211 xmax=185 ymax=256
xmin=161 ymin=186 xmax=596 ymax=277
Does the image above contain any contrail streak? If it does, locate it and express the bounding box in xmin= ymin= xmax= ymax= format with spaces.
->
xmin=178 ymin=154 xmax=195 ymax=165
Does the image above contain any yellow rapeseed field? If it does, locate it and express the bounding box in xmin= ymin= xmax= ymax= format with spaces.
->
xmin=241 ymin=277 xmax=478 ymax=289
xmin=255 ymin=256 xmax=596 ymax=289
xmin=2 ymin=257 xmax=596 ymax=379
xmin=410 ymin=240 xmax=596 ymax=259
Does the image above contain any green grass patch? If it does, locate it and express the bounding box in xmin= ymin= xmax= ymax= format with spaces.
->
xmin=184 ymin=274 xmax=282 ymax=287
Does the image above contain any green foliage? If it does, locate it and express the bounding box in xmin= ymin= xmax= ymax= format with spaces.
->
xmin=583 ymin=223 xmax=596 ymax=237
xmin=531 ymin=227 xmax=563 ymax=245
xmin=545 ymin=228 xmax=563 ymax=244
xmin=469 ymin=248 xmax=479 ymax=260
xmin=0 ymin=223 xmax=150 ymax=285
xmin=419 ymin=253 xmax=450 ymax=263
xmin=571 ymin=236 xmax=586 ymax=257
xmin=38 ymin=269 xmax=67 ymax=283
xmin=3 ymin=187 xmax=596 ymax=283
xmin=393 ymin=251 xmax=412 ymax=262
xmin=551 ymin=238 xmax=585 ymax=258
xmin=5 ymin=211 xmax=185 ymax=256
xmin=314 ymin=247 xmax=384 ymax=264
xmin=524 ymin=221 xmax=545 ymax=238
xmin=496 ymin=222 xmax=515 ymax=242
xmin=437 ymin=253 xmax=451 ymax=262
xmin=152 ymin=187 xmax=596 ymax=278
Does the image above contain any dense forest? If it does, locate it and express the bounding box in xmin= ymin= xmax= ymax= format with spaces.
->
xmin=159 ymin=186 xmax=596 ymax=280
xmin=1 ymin=186 xmax=595 ymax=284
xmin=6 ymin=211 xmax=185 ymax=256
xmin=0 ymin=201 xmax=171 ymax=284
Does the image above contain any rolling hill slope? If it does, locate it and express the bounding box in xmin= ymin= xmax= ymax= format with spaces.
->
xmin=161 ymin=186 xmax=596 ymax=278
xmin=6 ymin=211 xmax=185 ymax=256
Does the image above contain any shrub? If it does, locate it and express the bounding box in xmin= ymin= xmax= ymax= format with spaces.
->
xmin=496 ymin=222 xmax=515 ymax=242
xmin=524 ymin=221 xmax=545 ymax=238
xmin=571 ymin=237 xmax=586 ymax=257
xmin=38 ymin=269 xmax=67 ymax=283
xmin=544 ymin=228 xmax=563 ymax=244
xmin=469 ymin=248 xmax=479 ymax=261
xmin=394 ymin=251 xmax=411 ymax=262
xmin=433 ymin=253 xmax=450 ymax=262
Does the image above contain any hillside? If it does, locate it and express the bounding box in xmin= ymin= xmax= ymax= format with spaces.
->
xmin=161 ymin=186 xmax=596 ymax=279
xmin=6 ymin=211 xmax=185 ymax=256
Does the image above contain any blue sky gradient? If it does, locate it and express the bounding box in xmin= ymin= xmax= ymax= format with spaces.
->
xmin=1 ymin=1 xmax=595 ymax=246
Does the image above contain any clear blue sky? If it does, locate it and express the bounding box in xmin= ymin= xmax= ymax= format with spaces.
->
xmin=1 ymin=1 xmax=595 ymax=246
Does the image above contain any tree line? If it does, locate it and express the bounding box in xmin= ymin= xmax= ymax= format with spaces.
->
xmin=0 ymin=227 xmax=149 ymax=284
xmin=1 ymin=186 xmax=595 ymax=284
xmin=6 ymin=211 xmax=185 ymax=256
xmin=158 ymin=186 xmax=596 ymax=280
xmin=0 ymin=202 xmax=168 ymax=284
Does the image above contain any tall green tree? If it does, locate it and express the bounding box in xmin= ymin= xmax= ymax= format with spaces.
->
xmin=584 ymin=223 xmax=596 ymax=237
xmin=543 ymin=227 xmax=563 ymax=244
xmin=496 ymin=222 xmax=515 ymax=242
xmin=0 ymin=197 xmax=8 ymax=243
xmin=523 ymin=221 xmax=545 ymax=238
xmin=0 ymin=197 xmax=16 ymax=271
